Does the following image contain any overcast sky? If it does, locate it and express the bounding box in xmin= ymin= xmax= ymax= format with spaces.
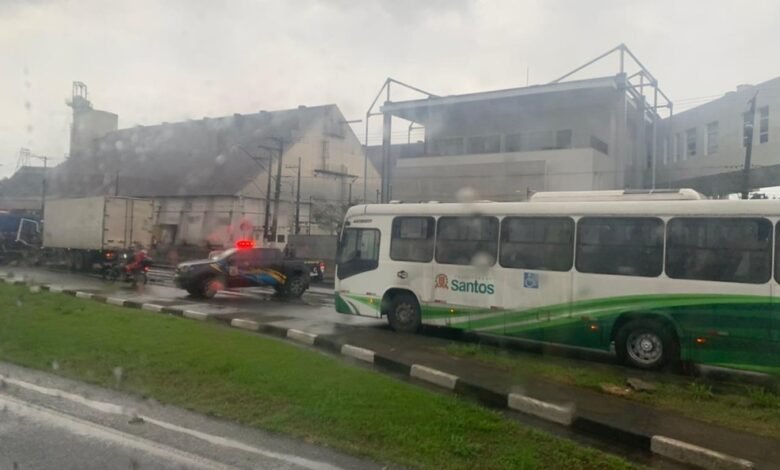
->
xmin=1 ymin=0 xmax=778 ymax=177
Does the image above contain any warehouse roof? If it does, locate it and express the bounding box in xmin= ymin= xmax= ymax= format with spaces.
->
xmin=48 ymin=104 xmax=338 ymax=198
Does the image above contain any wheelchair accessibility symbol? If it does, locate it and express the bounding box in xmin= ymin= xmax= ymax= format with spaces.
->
xmin=523 ymin=272 xmax=539 ymax=289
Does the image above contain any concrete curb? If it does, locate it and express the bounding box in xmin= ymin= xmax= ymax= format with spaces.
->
xmin=410 ymin=364 xmax=458 ymax=390
xmin=0 ymin=275 xmax=760 ymax=470
xmin=287 ymin=329 xmax=316 ymax=345
xmin=651 ymin=436 xmax=754 ymax=470
xmin=231 ymin=318 xmax=260 ymax=331
xmin=340 ymin=344 xmax=375 ymax=363
xmin=183 ymin=310 xmax=209 ymax=321
xmin=508 ymin=393 xmax=575 ymax=426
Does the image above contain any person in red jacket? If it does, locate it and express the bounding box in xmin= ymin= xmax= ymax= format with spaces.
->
xmin=125 ymin=243 xmax=149 ymax=274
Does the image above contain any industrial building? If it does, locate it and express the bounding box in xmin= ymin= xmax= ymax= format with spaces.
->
xmin=49 ymin=85 xmax=378 ymax=258
xmin=366 ymin=45 xmax=778 ymax=202
xmin=367 ymin=45 xmax=671 ymax=203
xmin=655 ymin=78 xmax=780 ymax=195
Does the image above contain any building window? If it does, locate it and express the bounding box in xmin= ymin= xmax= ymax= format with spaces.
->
xmin=686 ymin=128 xmax=697 ymax=158
xmin=467 ymin=135 xmax=501 ymax=154
xmin=504 ymin=133 xmax=523 ymax=152
xmin=430 ymin=137 xmax=464 ymax=156
xmin=662 ymin=137 xmax=668 ymax=165
xmin=675 ymin=133 xmax=682 ymax=162
xmin=706 ymin=121 xmax=719 ymax=155
xmin=555 ymin=129 xmax=573 ymax=149
xmin=759 ymin=106 xmax=769 ymax=144
xmin=590 ymin=136 xmax=608 ymax=155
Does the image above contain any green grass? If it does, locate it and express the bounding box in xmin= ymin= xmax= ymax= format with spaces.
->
xmin=0 ymin=284 xmax=636 ymax=470
xmin=445 ymin=343 xmax=780 ymax=440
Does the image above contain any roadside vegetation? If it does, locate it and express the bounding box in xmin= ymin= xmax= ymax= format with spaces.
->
xmin=0 ymin=283 xmax=636 ymax=470
xmin=445 ymin=343 xmax=780 ymax=440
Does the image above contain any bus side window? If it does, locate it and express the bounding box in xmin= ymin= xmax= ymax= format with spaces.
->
xmin=435 ymin=216 xmax=498 ymax=266
xmin=576 ymin=217 xmax=663 ymax=277
xmin=390 ymin=217 xmax=435 ymax=262
xmin=666 ymin=218 xmax=771 ymax=284
xmin=500 ymin=217 xmax=574 ymax=271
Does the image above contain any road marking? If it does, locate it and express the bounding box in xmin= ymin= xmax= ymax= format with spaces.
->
xmin=231 ymin=318 xmax=260 ymax=331
xmin=341 ymin=344 xmax=375 ymax=363
xmin=507 ymin=393 xmax=574 ymax=426
xmin=287 ymin=329 xmax=317 ymax=345
xmin=410 ymin=365 xmax=458 ymax=390
xmin=0 ymin=393 xmax=228 ymax=470
xmin=141 ymin=303 xmax=164 ymax=312
xmin=651 ymin=436 xmax=754 ymax=470
xmin=106 ymin=297 xmax=126 ymax=306
xmin=183 ymin=310 xmax=209 ymax=321
xmin=0 ymin=374 xmax=346 ymax=470
xmin=75 ymin=291 xmax=93 ymax=299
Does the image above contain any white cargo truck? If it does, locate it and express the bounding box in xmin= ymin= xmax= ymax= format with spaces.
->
xmin=43 ymin=196 xmax=154 ymax=271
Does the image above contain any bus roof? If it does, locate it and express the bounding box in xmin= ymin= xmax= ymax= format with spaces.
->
xmin=346 ymin=199 xmax=780 ymax=219
xmin=529 ymin=188 xmax=705 ymax=202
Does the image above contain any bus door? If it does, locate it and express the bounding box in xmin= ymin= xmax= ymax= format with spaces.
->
xmin=388 ymin=217 xmax=436 ymax=305
xmin=336 ymin=223 xmax=382 ymax=317
xmin=496 ymin=217 xmax=575 ymax=341
xmin=431 ymin=216 xmax=500 ymax=330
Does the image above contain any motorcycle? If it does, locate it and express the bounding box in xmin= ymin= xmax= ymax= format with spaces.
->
xmin=105 ymin=253 xmax=153 ymax=288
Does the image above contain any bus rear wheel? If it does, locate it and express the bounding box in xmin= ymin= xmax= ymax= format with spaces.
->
xmin=387 ymin=293 xmax=421 ymax=333
xmin=616 ymin=318 xmax=678 ymax=370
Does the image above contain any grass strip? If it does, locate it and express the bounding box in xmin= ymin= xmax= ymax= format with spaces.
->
xmin=445 ymin=343 xmax=780 ymax=440
xmin=0 ymin=284 xmax=636 ymax=470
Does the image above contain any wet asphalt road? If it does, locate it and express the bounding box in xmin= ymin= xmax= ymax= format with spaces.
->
xmin=0 ymin=362 xmax=380 ymax=470
xmin=2 ymin=266 xmax=384 ymax=337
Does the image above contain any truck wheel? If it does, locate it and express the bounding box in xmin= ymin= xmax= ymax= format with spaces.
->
xmin=283 ymin=275 xmax=307 ymax=298
xmin=615 ymin=318 xmax=678 ymax=370
xmin=201 ymin=276 xmax=225 ymax=299
xmin=387 ymin=293 xmax=421 ymax=333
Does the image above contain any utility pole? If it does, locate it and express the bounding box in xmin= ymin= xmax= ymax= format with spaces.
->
xmin=264 ymin=138 xmax=285 ymax=242
xmin=41 ymin=156 xmax=48 ymax=215
xmin=295 ymin=157 xmax=301 ymax=234
xmin=263 ymin=155 xmax=273 ymax=241
xmin=741 ymin=93 xmax=758 ymax=200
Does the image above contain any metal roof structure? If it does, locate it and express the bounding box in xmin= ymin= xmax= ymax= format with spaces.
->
xmin=48 ymin=105 xmax=338 ymax=198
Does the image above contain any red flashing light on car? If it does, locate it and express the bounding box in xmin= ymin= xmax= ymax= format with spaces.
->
xmin=236 ymin=239 xmax=255 ymax=249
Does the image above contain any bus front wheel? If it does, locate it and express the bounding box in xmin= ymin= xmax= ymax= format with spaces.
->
xmin=387 ymin=293 xmax=421 ymax=333
xmin=616 ymin=318 xmax=678 ymax=370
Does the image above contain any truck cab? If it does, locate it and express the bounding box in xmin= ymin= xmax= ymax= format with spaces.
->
xmin=174 ymin=240 xmax=310 ymax=298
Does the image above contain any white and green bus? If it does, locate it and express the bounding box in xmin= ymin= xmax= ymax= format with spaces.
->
xmin=334 ymin=194 xmax=780 ymax=370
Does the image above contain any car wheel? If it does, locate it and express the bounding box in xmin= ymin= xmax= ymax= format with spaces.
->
xmin=616 ymin=318 xmax=678 ymax=369
xmin=185 ymin=286 xmax=201 ymax=297
xmin=283 ymin=275 xmax=307 ymax=298
xmin=201 ymin=276 xmax=225 ymax=299
xmin=387 ymin=293 xmax=421 ymax=333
